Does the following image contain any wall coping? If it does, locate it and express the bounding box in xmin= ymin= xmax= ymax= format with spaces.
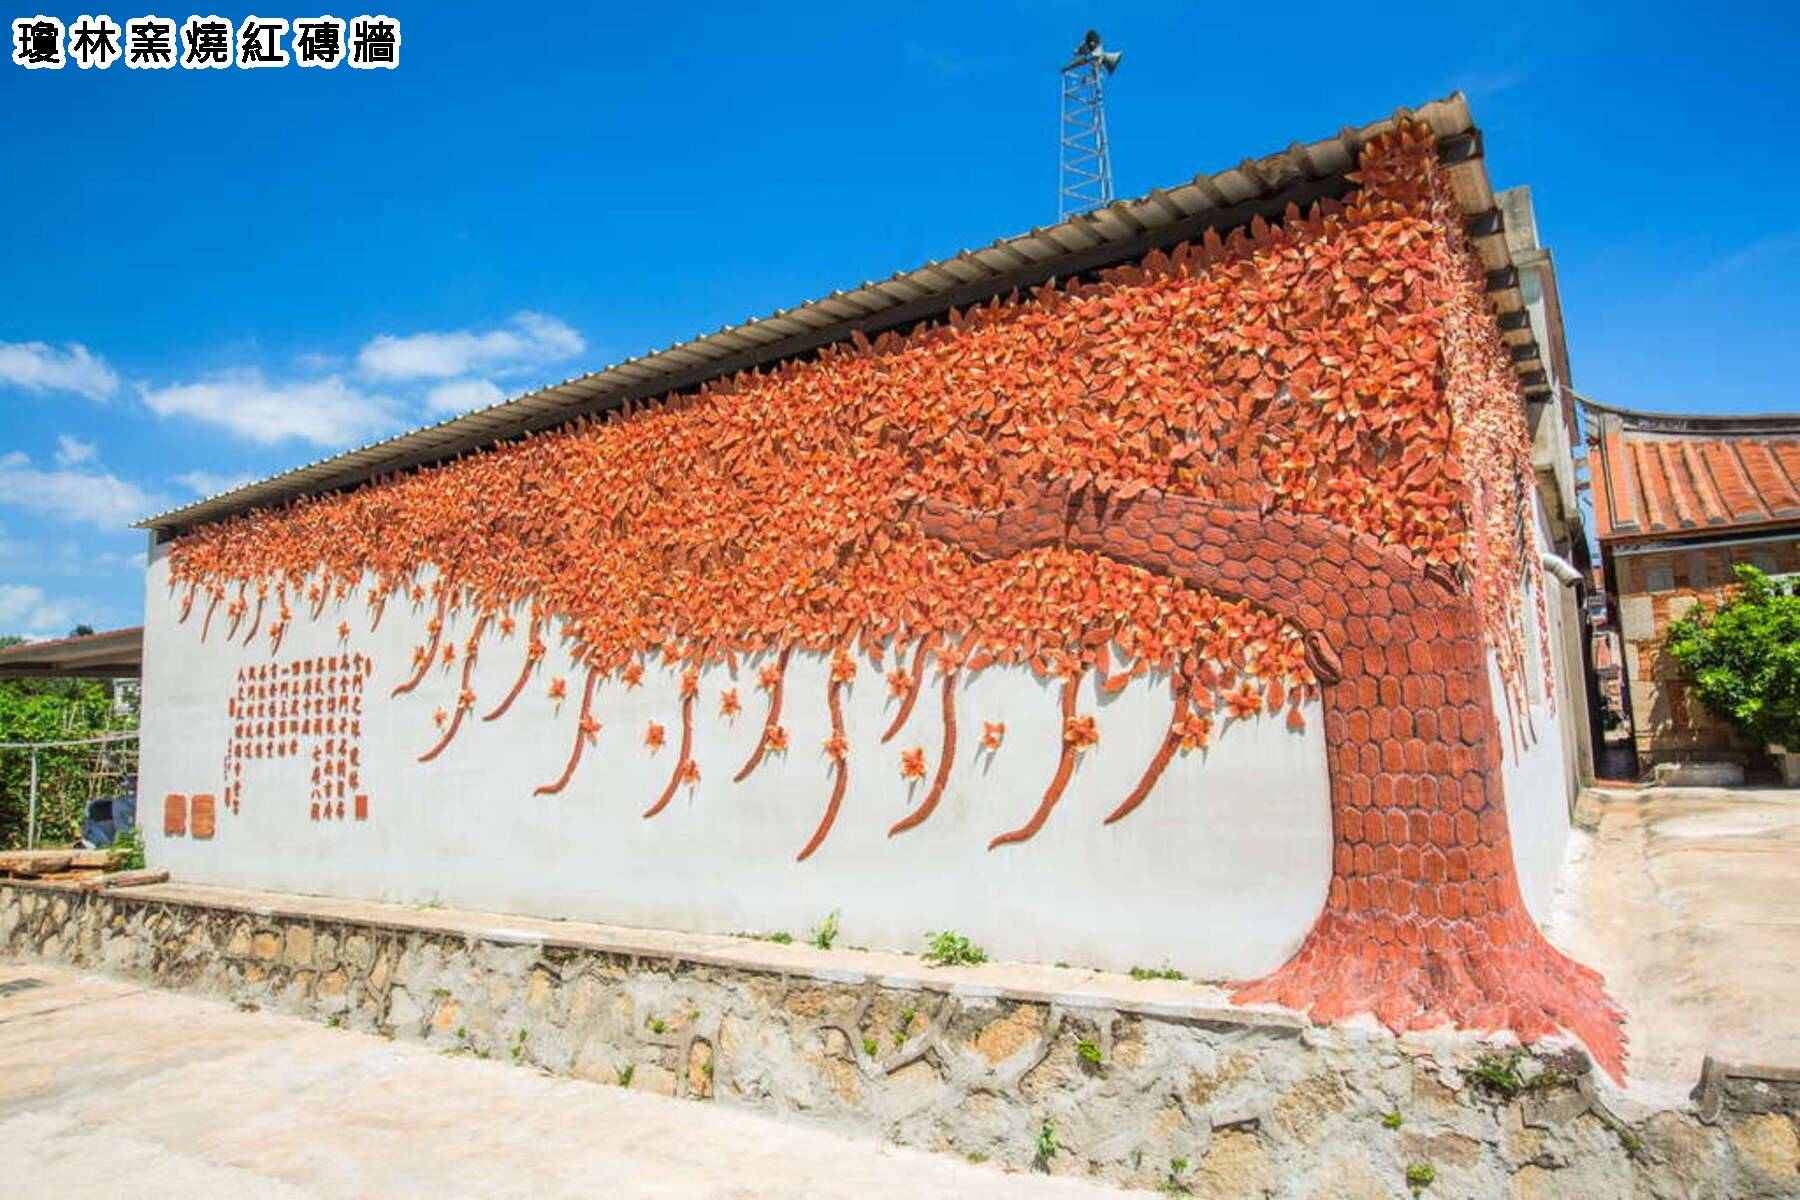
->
xmin=1 ymin=877 xmax=1311 ymax=1035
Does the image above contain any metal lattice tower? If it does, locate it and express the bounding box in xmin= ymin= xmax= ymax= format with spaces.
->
xmin=1059 ymin=31 xmax=1121 ymax=219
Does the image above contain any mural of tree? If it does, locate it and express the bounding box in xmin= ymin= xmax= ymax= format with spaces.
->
xmin=166 ymin=121 xmax=1619 ymax=1077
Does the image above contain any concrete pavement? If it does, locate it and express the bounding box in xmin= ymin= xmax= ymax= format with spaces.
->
xmin=0 ymin=962 xmax=1124 ymax=1199
xmin=1556 ymin=785 xmax=1800 ymax=1107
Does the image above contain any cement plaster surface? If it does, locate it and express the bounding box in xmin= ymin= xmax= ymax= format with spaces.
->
xmin=0 ymin=961 xmax=1124 ymax=1198
xmin=1556 ymin=785 xmax=1800 ymax=1107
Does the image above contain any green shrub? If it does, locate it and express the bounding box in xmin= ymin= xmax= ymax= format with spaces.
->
xmin=1666 ymin=565 xmax=1800 ymax=747
xmin=0 ymin=666 xmax=137 ymax=850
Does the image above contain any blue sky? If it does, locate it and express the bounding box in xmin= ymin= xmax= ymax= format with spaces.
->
xmin=2 ymin=2 xmax=1796 ymax=637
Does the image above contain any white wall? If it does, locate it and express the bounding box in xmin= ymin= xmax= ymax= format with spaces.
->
xmin=1497 ymin=499 xmax=1578 ymax=924
xmin=140 ymin=542 xmax=1334 ymax=980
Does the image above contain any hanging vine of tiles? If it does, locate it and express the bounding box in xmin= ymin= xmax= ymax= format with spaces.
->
xmin=167 ymin=122 xmax=1623 ymax=1075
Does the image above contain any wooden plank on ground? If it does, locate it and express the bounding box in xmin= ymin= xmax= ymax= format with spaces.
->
xmin=77 ymin=868 xmax=168 ymax=892
xmin=0 ymin=849 xmax=117 ymax=876
xmin=0 ymin=852 xmax=73 ymax=876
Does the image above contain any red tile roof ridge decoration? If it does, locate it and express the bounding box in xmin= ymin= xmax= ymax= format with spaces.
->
xmin=1585 ymin=399 xmax=1800 ymax=542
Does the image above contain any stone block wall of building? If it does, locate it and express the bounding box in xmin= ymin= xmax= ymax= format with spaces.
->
xmin=1613 ymin=536 xmax=1800 ymax=766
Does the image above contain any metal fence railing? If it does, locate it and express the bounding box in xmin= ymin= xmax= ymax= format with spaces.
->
xmin=0 ymin=731 xmax=139 ymax=849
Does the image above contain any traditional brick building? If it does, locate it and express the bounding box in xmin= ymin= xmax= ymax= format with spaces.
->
xmin=1589 ymin=403 xmax=1800 ymax=769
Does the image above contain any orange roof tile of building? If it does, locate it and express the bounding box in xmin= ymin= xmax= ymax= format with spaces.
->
xmin=1587 ymin=402 xmax=1800 ymax=543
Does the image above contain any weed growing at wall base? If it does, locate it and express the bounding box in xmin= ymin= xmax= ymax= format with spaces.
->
xmin=109 ymin=825 xmax=145 ymax=870
xmin=922 ymin=930 xmax=986 ymax=966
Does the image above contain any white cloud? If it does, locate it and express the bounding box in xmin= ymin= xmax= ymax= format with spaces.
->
xmin=173 ymin=469 xmax=255 ymax=497
xmin=0 ymin=340 xmax=120 ymax=400
xmin=54 ymin=434 xmax=97 ymax=466
xmin=0 ymin=583 xmax=79 ymax=640
xmin=424 ymin=377 xmax=506 ymax=415
xmin=0 ymin=452 xmax=168 ymax=529
xmin=357 ymin=311 xmax=584 ymax=381
xmin=0 ymin=523 xmax=138 ymax=579
xmin=139 ymin=371 xmax=399 ymax=447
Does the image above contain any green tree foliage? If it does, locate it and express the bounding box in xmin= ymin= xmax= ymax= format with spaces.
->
xmin=0 ymin=633 xmax=139 ymax=849
xmin=1665 ymin=565 xmax=1800 ymax=749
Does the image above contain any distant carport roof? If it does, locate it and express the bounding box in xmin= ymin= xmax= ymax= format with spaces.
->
xmin=0 ymin=627 xmax=143 ymax=678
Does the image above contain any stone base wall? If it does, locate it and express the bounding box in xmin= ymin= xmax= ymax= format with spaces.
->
xmin=3 ymin=881 xmax=1795 ymax=1198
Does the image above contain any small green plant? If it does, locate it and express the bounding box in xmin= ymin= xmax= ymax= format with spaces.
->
xmin=1077 ymin=1038 xmax=1103 ymax=1066
xmin=1469 ymin=1053 xmax=1524 ymax=1096
xmin=1469 ymin=1051 xmax=1574 ymax=1097
xmin=326 ymin=1012 xmax=344 ymax=1029
xmin=1161 ymin=1157 xmax=1194 ymax=1196
xmin=1129 ymin=965 xmax=1186 ymax=981
xmin=922 ymin=929 xmax=987 ymax=966
xmin=862 ymin=1035 xmax=879 ymax=1057
xmin=811 ymin=911 xmax=841 ymax=950
xmin=617 ymin=1064 xmax=635 ymax=1088
xmin=432 ymin=988 xmax=450 ymax=998
xmin=1035 ymin=1118 xmax=1064 ymax=1165
xmin=455 ymin=1025 xmax=468 ymax=1039
xmin=765 ymin=931 xmax=793 ymax=944
xmin=1405 ymin=1163 xmax=1435 ymax=1192
xmin=1382 ymin=1112 xmax=1404 ymax=1129
xmin=965 ymin=1151 xmax=988 ymax=1165
xmin=650 ymin=1017 xmax=667 ymax=1034
xmin=109 ymin=825 xmax=146 ymax=871
xmin=511 ymin=1029 xmax=529 ymax=1062
xmin=892 ymin=1029 xmax=908 ymax=1048
xmin=702 ymin=1061 xmax=714 ymax=1079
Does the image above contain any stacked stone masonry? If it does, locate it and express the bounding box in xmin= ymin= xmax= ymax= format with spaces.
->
xmin=3 ymin=881 xmax=1795 ymax=1197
